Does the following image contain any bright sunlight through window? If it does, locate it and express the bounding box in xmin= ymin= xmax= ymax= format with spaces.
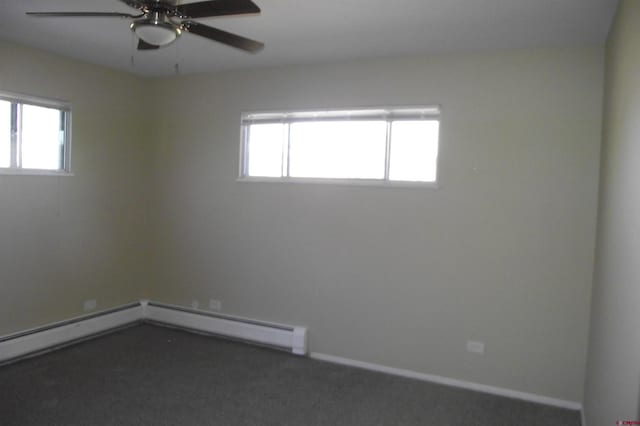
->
xmin=240 ymin=107 xmax=440 ymax=185
xmin=0 ymin=92 xmax=70 ymax=174
xmin=0 ymin=100 xmax=10 ymax=168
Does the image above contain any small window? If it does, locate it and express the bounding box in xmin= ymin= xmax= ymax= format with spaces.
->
xmin=240 ymin=107 xmax=440 ymax=185
xmin=0 ymin=92 xmax=71 ymax=174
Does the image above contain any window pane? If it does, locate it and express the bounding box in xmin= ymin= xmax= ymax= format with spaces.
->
xmin=389 ymin=121 xmax=439 ymax=182
xmin=289 ymin=121 xmax=386 ymax=179
xmin=21 ymin=104 xmax=63 ymax=170
xmin=247 ymin=123 xmax=285 ymax=177
xmin=0 ymin=100 xmax=10 ymax=168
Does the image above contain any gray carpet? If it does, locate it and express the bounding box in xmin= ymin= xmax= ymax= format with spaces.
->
xmin=0 ymin=324 xmax=581 ymax=425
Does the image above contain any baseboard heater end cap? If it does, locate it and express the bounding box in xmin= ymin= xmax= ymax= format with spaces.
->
xmin=292 ymin=326 xmax=308 ymax=355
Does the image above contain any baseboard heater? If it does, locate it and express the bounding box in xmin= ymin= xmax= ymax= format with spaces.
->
xmin=143 ymin=301 xmax=307 ymax=355
xmin=0 ymin=300 xmax=307 ymax=364
xmin=0 ymin=303 xmax=142 ymax=365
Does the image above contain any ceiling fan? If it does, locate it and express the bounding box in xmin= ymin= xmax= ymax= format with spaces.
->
xmin=26 ymin=0 xmax=264 ymax=53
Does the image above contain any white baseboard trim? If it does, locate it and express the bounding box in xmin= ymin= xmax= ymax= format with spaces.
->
xmin=0 ymin=303 xmax=143 ymax=364
xmin=145 ymin=301 xmax=307 ymax=355
xmin=310 ymin=352 xmax=582 ymax=411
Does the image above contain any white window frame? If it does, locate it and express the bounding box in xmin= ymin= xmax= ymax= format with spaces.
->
xmin=238 ymin=106 xmax=441 ymax=188
xmin=0 ymin=90 xmax=72 ymax=176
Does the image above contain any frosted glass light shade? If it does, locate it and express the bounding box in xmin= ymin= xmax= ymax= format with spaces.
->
xmin=134 ymin=24 xmax=178 ymax=46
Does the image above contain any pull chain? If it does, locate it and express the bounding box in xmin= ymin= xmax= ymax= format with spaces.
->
xmin=130 ymin=31 xmax=135 ymax=69
xmin=174 ymin=38 xmax=180 ymax=75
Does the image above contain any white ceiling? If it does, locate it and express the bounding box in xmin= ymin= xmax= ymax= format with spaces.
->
xmin=0 ymin=0 xmax=618 ymax=77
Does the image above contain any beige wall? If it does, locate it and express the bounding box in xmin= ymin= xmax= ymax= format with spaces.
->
xmin=0 ymin=41 xmax=151 ymax=335
xmin=148 ymin=47 xmax=603 ymax=402
xmin=0 ymin=40 xmax=605 ymax=404
xmin=584 ymin=0 xmax=640 ymax=423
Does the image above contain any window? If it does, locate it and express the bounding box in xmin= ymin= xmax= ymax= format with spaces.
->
xmin=0 ymin=92 xmax=71 ymax=174
xmin=240 ymin=107 xmax=440 ymax=185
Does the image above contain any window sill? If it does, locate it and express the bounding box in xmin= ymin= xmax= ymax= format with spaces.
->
xmin=236 ymin=176 xmax=439 ymax=189
xmin=0 ymin=168 xmax=74 ymax=177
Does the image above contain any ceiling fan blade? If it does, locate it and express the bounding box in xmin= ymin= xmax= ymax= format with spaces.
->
xmin=183 ymin=21 xmax=264 ymax=52
xmin=26 ymin=12 xmax=141 ymax=18
xmin=177 ymin=0 xmax=260 ymax=18
xmin=137 ymin=39 xmax=160 ymax=50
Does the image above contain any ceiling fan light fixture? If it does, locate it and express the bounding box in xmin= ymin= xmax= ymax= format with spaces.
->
xmin=131 ymin=12 xmax=181 ymax=47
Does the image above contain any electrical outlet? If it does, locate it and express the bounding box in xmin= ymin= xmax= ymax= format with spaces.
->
xmin=83 ymin=299 xmax=97 ymax=312
xmin=209 ymin=299 xmax=222 ymax=311
xmin=466 ymin=340 xmax=485 ymax=355
xmin=191 ymin=300 xmax=199 ymax=309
